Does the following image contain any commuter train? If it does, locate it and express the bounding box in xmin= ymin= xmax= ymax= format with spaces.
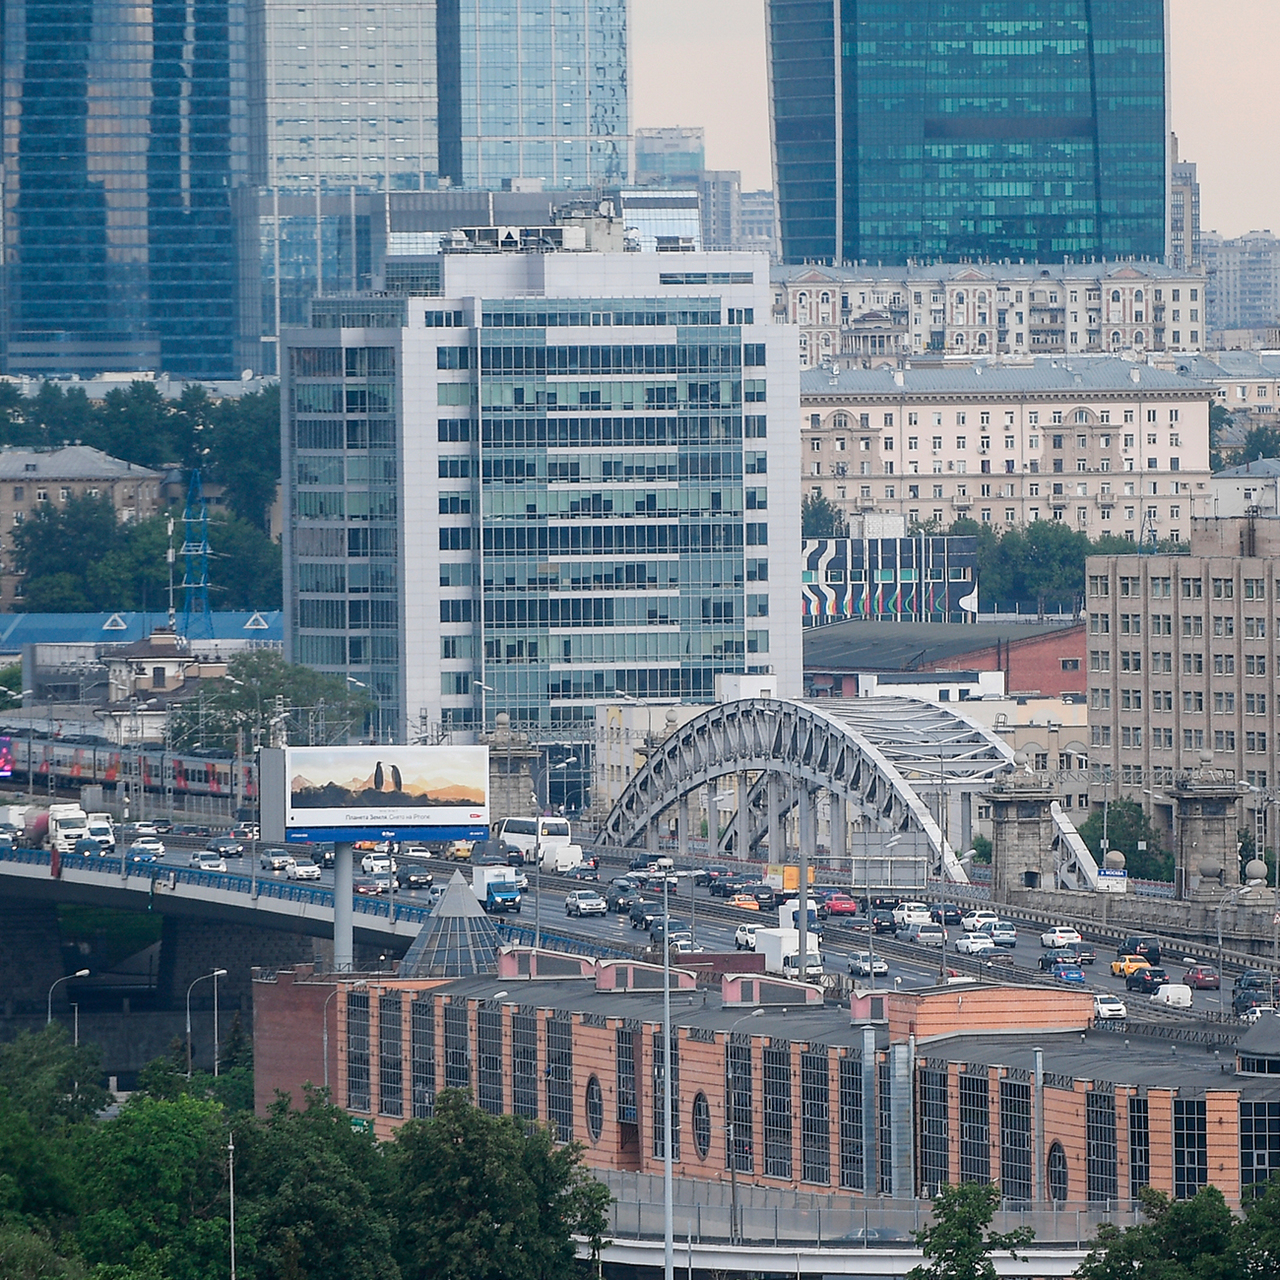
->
xmin=0 ymin=733 xmax=256 ymax=804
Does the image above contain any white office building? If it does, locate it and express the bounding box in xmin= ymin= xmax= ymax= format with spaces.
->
xmin=282 ymin=251 xmax=802 ymax=747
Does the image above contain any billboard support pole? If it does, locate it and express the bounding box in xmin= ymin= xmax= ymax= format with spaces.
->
xmin=333 ymin=842 xmax=354 ymax=972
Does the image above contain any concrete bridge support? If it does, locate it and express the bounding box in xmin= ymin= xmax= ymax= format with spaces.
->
xmin=0 ymin=902 xmax=68 ymax=1017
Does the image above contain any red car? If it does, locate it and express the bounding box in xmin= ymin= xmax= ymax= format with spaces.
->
xmin=1183 ymin=964 xmax=1220 ymax=990
xmin=824 ymin=895 xmax=861 ymax=916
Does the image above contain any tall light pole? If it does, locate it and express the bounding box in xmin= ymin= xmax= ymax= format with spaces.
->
xmin=727 ymin=1008 xmax=763 ymax=1244
xmin=661 ymin=872 xmax=673 ymax=1280
xmin=473 ymin=681 xmax=494 ymax=736
xmin=186 ymin=968 xmax=228 ymax=1077
xmin=47 ymin=969 xmax=89 ymax=1024
xmin=323 ymin=979 xmax=367 ymax=1091
xmin=228 ymin=1130 xmax=237 ymax=1280
xmin=533 ymin=757 xmax=577 ymax=950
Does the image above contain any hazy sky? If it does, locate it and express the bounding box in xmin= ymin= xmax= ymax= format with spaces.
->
xmin=631 ymin=0 xmax=1280 ymax=238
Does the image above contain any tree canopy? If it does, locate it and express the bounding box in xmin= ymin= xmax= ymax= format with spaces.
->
xmin=908 ymin=1182 xmax=1033 ymax=1280
xmin=1075 ymin=797 xmax=1173 ymax=882
xmin=802 ymin=491 xmax=848 ymax=537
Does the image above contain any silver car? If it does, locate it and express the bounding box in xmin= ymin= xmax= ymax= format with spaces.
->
xmin=565 ymin=889 xmax=607 ymax=917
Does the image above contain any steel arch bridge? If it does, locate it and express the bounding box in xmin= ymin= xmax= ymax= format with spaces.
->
xmin=601 ymin=697 xmax=1093 ymax=886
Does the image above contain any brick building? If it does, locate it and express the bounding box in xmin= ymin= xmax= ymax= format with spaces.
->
xmin=253 ymin=953 xmax=1280 ymax=1209
xmin=804 ymin=619 xmax=1086 ymax=700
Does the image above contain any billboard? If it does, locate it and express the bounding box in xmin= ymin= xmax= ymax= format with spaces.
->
xmin=259 ymin=746 xmax=489 ymax=843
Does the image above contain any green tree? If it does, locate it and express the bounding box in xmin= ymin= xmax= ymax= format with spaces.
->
xmin=21 ymin=384 xmax=95 ymax=449
xmin=0 ymin=1225 xmax=86 ymax=1280
xmin=1209 ymin=402 xmax=1234 ymax=472
xmin=74 ymin=1093 xmax=229 ymax=1280
xmin=390 ymin=1089 xmax=611 ymax=1280
xmin=207 ymin=515 xmax=282 ymax=610
xmin=90 ymin=383 xmax=187 ymax=470
xmin=1075 ymin=797 xmax=1173 ymax=882
xmin=907 ymin=1182 xmax=1033 ymax=1280
xmin=801 ymin=491 xmax=848 ymax=538
xmin=165 ymin=649 xmax=370 ymax=752
xmin=206 ymin=387 xmax=281 ymax=532
xmin=11 ymin=494 xmax=124 ymax=611
xmin=970 ymin=833 xmax=992 ymax=865
xmin=0 ymin=1026 xmax=110 ymax=1135
xmin=238 ymin=1090 xmax=399 ymax=1280
xmin=1077 ymin=1186 xmax=1238 ymax=1280
xmin=1237 ymin=1175 xmax=1280 ymax=1274
xmin=82 ymin=514 xmax=172 ymax=613
xmin=1235 ymin=424 xmax=1280 ymax=468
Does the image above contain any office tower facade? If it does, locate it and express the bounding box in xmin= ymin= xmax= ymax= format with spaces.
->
xmin=1169 ymin=133 xmax=1201 ymax=272
xmin=767 ymin=0 xmax=1169 ymax=267
xmin=281 ymin=251 xmax=801 ymax=745
xmin=1 ymin=0 xmax=247 ymax=378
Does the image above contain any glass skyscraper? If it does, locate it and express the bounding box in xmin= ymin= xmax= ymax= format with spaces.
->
xmin=2 ymin=0 xmax=247 ymax=378
xmin=768 ymin=0 xmax=1168 ymax=266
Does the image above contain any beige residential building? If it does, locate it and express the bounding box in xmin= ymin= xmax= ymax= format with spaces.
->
xmin=802 ymin=359 xmax=1213 ymax=543
xmin=773 ymin=262 xmax=1208 ymax=372
xmin=1085 ymin=517 xmax=1280 ymax=850
xmin=0 ymin=447 xmax=162 ymax=606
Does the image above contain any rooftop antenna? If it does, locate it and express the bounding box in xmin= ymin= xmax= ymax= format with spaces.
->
xmin=181 ymin=470 xmax=214 ymax=638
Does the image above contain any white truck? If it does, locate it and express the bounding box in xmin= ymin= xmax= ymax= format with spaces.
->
xmin=47 ymin=804 xmax=89 ymax=854
xmin=780 ymin=900 xmax=820 ymax=931
xmin=493 ymin=816 xmax=575 ymax=868
xmin=86 ymin=812 xmax=116 ymax=852
xmin=472 ymin=865 xmax=522 ymax=914
xmin=756 ymin=927 xmax=824 ymax=982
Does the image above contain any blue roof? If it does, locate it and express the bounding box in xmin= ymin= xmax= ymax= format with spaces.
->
xmin=0 ymin=611 xmax=283 ymax=653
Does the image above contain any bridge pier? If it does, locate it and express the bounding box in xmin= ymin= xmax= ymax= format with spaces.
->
xmin=0 ymin=903 xmax=68 ymax=1017
xmin=1172 ymin=763 xmax=1247 ymax=900
xmin=157 ymin=916 xmax=317 ymax=1012
xmin=987 ymin=771 xmax=1061 ymax=901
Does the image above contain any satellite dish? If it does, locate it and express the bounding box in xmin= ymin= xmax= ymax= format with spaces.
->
xmin=241 ymin=369 xmax=253 ymax=381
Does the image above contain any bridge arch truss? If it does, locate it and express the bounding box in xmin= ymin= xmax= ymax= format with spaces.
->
xmin=602 ymin=698 xmax=1033 ymax=885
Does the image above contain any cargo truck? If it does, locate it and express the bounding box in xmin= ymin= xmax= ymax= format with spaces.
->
xmin=756 ymin=927 xmax=824 ymax=981
xmin=472 ymin=865 xmax=522 ymax=914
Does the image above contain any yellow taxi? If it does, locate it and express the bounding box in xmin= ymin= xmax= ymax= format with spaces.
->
xmin=726 ymin=893 xmax=761 ymax=911
xmin=1111 ymin=954 xmax=1151 ymax=978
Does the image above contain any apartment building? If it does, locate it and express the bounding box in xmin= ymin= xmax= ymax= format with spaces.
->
xmin=801 ymin=360 xmax=1212 ymax=542
xmin=0 ymin=447 xmax=162 ymax=606
xmin=1085 ymin=516 xmax=1280 ymax=847
xmin=773 ymin=263 xmax=1207 ymax=371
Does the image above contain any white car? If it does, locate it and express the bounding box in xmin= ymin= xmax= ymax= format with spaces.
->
xmin=1094 ymin=994 xmax=1128 ymax=1020
xmin=735 ymin=924 xmax=758 ymax=951
xmin=954 ymin=932 xmax=997 ymax=956
xmin=565 ymin=889 xmax=607 ymax=917
xmin=1241 ymin=1005 xmax=1278 ymax=1026
xmin=260 ymin=849 xmax=293 ymax=872
xmin=962 ymin=910 xmax=1000 ymax=933
xmin=190 ymin=850 xmax=227 ymax=872
xmin=287 ymin=857 xmax=322 ymax=881
xmin=360 ymin=853 xmax=397 ymax=875
xmin=848 ymin=952 xmax=889 ymax=978
xmin=1040 ymin=926 xmax=1083 ymax=948
xmin=130 ymin=836 xmax=166 ymax=858
xmin=892 ymin=900 xmax=931 ymax=927
xmin=671 ymin=938 xmax=706 ymax=955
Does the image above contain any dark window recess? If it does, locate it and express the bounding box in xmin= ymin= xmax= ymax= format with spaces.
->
xmin=800 ymin=1049 xmax=830 ymax=1185
xmin=838 ymin=1055 xmax=864 ymax=1191
xmin=1086 ymin=1092 xmax=1118 ymax=1204
xmin=410 ymin=996 xmax=435 ymax=1119
xmin=347 ymin=992 xmax=371 ymax=1112
xmin=959 ymin=1074 xmax=990 ymax=1184
xmin=726 ymin=1040 xmax=754 ymax=1174
xmin=999 ymin=1080 xmax=1032 ymax=1202
xmin=763 ymin=1046 xmax=793 ymax=1180
xmin=512 ymin=1012 xmax=539 ymax=1120
xmin=477 ymin=1006 xmax=504 ymax=1115
xmin=546 ymin=1014 xmax=573 ymax=1141
xmin=443 ymin=1000 xmax=470 ymax=1090
xmin=1129 ymin=1097 xmax=1151 ymax=1199
xmin=586 ymin=1076 xmax=604 ymax=1142
xmin=1174 ymin=1099 xmax=1207 ymax=1200
xmin=378 ymin=992 xmax=403 ymax=1118
xmin=919 ymin=1067 xmax=949 ymax=1195
xmin=616 ymin=1027 xmax=638 ymax=1124
xmin=652 ymin=1031 xmax=680 ymax=1161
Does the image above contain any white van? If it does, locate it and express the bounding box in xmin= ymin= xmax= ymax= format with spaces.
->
xmin=493 ymin=816 xmax=572 ymax=867
xmin=892 ymin=900 xmax=930 ymax=928
xmin=1151 ymin=983 xmax=1192 ymax=1009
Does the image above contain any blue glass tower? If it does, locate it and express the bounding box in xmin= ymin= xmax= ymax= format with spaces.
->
xmin=2 ymin=0 xmax=246 ymax=378
xmin=768 ymin=0 xmax=1168 ymax=266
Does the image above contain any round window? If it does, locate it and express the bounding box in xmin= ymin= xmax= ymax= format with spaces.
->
xmin=585 ymin=1076 xmax=603 ymax=1142
xmin=692 ymin=1091 xmax=711 ymax=1159
xmin=1048 ymin=1142 xmax=1069 ymax=1202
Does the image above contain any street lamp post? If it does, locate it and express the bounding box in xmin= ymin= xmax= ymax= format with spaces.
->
xmin=186 ymin=968 xmax=228 ymax=1078
xmin=661 ymin=873 xmax=673 ymax=1280
xmin=1216 ymin=889 xmax=1241 ymax=1013
xmin=473 ymin=681 xmax=494 ymax=736
xmin=47 ymin=969 xmax=90 ymax=1024
xmin=727 ymin=1008 xmax=763 ymax=1244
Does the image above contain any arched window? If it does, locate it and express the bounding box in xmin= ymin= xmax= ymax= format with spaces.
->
xmin=821 ymin=292 xmax=830 ymax=305
xmin=955 ymin=334 xmax=965 ymax=347
xmin=586 ymin=1076 xmax=603 ymax=1141
xmin=692 ymin=1092 xmax=711 ymax=1158
xmin=833 ymin=412 xmax=849 ymax=429
xmin=1135 ymin=332 xmax=1145 ymax=346
xmin=957 ymin=292 xmax=966 ymax=304
xmin=978 ymin=292 xmax=987 ymax=303
xmin=1135 ymin=289 xmax=1144 ymax=302
xmin=822 ymin=332 xmax=832 ymax=349
xmin=978 ymin=333 xmax=988 ymax=347
xmin=1111 ymin=290 xmax=1121 ymax=303
xmin=1111 ymin=332 xmax=1121 ymax=346
xmin=1048 ymin=1143 xmax=1069 ymax=1201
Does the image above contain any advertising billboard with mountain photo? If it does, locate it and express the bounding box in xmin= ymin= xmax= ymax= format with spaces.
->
xmin=261 ymin=746 xmax=489 ymax=841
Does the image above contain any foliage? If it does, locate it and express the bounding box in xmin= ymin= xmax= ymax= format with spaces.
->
xmin=0 ymin=1225 xmax=86 ymax=1280
xmin=390 ymin=1089 xmax=611 ymax=1280
xmin=1234 ymin=424 xmax=1280 ymax=469
xmin=10 ymin=502 xmax=280 ymax=613
xmin=1237 ymin=1175 xmax=1280 ymax=1274
xmin=1209 ymin=402 xmax=1233 ymax=472
xmin=969 ymin=833 xmax=992 ymax=865
xmin=204 ymin=387 xmax=282 ymax=534
xmin=1075 ymin=797 xmax=1173 ymax=882
xmin=165 ymin=649 xmax=372 ymax=751
xmin=907 ymin=1182 xmax=1033 ymax=1280
xmin=0 ymin=663 xmax=22 ymax=710
xmin=1077 ymin=1186 xmax=1239 ymax=1280
xmin=0 ymin=1027 xmax=110 ymax=1134
xmin=74 ymin=1094 xmax=230 ymax=1280
xmin=801 ymin=491 xmax=848 ymax=538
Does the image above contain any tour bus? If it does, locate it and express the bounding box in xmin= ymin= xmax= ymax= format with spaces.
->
xmin=492 ymin=816 xmax=576 ymax=869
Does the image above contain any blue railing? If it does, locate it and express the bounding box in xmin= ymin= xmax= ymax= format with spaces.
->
xmin=0 ymin=843 xmax=430 ymax=926
xmin=493 ymin=920 xmax=638 ymax=961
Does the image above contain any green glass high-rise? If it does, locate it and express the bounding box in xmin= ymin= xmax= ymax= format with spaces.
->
xmin=768 ymin=0 xmax=1168 ymax=266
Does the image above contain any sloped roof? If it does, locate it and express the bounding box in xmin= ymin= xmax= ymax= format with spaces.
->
xmin=804 ymin=619 xmax=1081 ymax=673
xmin=399 ymin=871 xmax=499 ymax=978
xmin=0 ymin=445 xmax=161 ymax=481
xmin=1238 ymin=1010 xmax=1280 ymax=1058
xmin=1217 ymin=458 xmax=1280 ymax=478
